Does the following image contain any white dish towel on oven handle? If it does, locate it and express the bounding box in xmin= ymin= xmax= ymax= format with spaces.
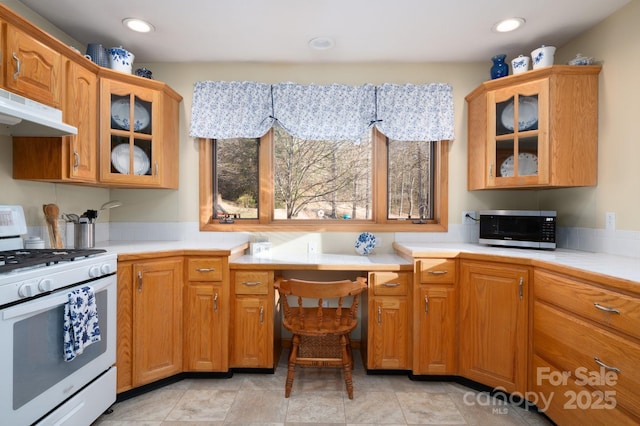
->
xmin=63 ymin=285 xmax=101 ymax=362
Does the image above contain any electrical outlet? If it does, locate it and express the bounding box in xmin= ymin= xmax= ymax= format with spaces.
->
xmin=605 ymin=212 xmax=616 ymax=231
xmin=462 ymin=210 xmax=477 ymax=224
xmin=308 ymin=241 xmax=318 ymax=254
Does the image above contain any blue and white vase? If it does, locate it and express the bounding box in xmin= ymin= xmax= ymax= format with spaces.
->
xmin=490 ymin=54 xmax=509 ymax=79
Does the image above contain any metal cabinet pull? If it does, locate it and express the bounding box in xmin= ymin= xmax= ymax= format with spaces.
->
xmin=425 ymin=296 xmax=429 ymax=314
xmin=213 ymin=292 xmax=218 ymax=312
xmin=73 ymin=151 xmax=80 ymax=169
xmin=154 ymin=161 xmax=159 ymax=176
xmin=489 ymin=163 xmax=494 ymax=179
xmin=242 ymin=281 xmax=261 ymax=286
xmin=594 ymin=303 xmax=620 ymax=315
xmin=428 ymin=270 xmax=448 ymax=275
xmin=594 ymin=357 xmax=620 ymax=373
xmin=12 ymin=53 xmax=20 ymax=79
xmin=196 ymin=268 xmax=216 ymax=272
xmin=259 ymin=306 xmax=264 ymax=324
xmin=377 ymin=306 xmax=382 ymax=324
xmin=518 ymin=277 xmax=524 ymax=300
xmin=137 ymin=271 xmax=143 ymax=293
xmin=382 ymin=282 xmax=400 ymax=287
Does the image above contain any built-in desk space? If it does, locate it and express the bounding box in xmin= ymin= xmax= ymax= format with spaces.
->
xmin=228 ymin=253 xmax=413 ymax=371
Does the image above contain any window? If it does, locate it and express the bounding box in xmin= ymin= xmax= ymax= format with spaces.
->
xmin=200 ymin=128 xmax=448 ymax=232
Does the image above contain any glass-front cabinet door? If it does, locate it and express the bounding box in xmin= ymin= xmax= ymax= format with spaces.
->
xmin=486 ymin=79 xmax=549 ymax=187
xmin=100 ymin=79 xmax=160 ymax=186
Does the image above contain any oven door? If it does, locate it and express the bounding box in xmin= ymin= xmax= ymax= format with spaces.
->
xmin=0 ymin=274 xmax=116 ymax=426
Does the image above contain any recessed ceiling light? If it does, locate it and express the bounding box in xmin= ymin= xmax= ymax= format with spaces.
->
xmin=308 ymin=37 xmax=335 ymax=50
xmin=492 ymin=17 xmax=526 ymax=33
xmin=122 ymin=18 xmax=155 ymax=33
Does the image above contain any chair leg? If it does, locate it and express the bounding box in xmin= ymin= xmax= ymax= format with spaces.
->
xmin=285 ymin=335 xmax=300 ymax=398
xmin=340 ymin=334 xmax=354 ymax=399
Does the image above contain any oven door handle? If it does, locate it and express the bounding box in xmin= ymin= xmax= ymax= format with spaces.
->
xmin=2 ymin=275 xmax=114 ymax=321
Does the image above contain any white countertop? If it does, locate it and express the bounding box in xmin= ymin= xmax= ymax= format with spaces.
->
xmin=94 ymin=240 xmax=639 ymax=284
xmin=394 ymin=242 xmax=640 ymax=284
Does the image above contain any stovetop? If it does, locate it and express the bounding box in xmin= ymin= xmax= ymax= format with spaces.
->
xmin=0 ymin=248 xmax=107 ymax=274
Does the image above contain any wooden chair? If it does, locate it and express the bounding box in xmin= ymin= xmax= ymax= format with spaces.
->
xmin=274 ymin=276 xmax=367 ymax=399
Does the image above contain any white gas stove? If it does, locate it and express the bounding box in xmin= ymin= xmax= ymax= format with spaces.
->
xmin=0 ymin=205 xmax=117 ymax=425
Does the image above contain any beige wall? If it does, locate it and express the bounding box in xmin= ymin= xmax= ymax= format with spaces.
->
xmin=1 ymin=1 xmax=638 ymax=232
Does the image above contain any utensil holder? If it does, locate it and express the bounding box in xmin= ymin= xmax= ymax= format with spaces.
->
xmin=74 ymin=223 xmax=95 ymax=249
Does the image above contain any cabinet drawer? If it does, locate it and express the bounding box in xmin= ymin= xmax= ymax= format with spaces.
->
xmin=419 ymin=259 xmax=456 ymax=284
xmin=371 ymin=272 xmax=409 ymax=296
xmin=535 ymin=270 xmax=640 ymax=339
xmin=234 ymin=271 xmax=270 ymax=294
xmin=187 ymin=258 xmax=223 ymax=281
xmin=534 ymin=302 xmax=640 ymax=418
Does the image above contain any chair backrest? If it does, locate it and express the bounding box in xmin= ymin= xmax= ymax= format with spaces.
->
xmin=275 ymin=277 xmax=367 ymax=335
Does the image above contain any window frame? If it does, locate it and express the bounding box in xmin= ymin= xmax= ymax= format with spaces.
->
xmin=199 ymin=128 xmax=449 ymax=232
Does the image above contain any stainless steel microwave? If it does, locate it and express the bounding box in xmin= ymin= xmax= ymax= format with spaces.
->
xmin=479 ymin=210 xmax=556 ymax=250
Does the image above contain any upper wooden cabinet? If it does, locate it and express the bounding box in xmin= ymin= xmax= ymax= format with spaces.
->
xmin=466 ymin=66 xmax=601 ymax=190
xmin=3 ymin=22 xmax=62 ymax=108
xmin=99 ymin=73 xmax=181 ymax=188
xmin=12 ymin=58 xmax=98 ymax=183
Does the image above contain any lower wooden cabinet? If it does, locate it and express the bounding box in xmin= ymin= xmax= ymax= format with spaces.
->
xmin=413 ymin=259 xmax=457 ymax=375
xmin=459 ymin=260 xmax=529 ymax=394
xmin=531 ymin=269 xmax=640 ymax=425
xmin=116 ymin=257 xmax=183 ymax=392
xmin=184 ymin=257 xmax=228 ymax=372
xmin=230 ymin=270 xmax=278 ymax=368
xmin=364 ymin=271 xmax=411 ymax=370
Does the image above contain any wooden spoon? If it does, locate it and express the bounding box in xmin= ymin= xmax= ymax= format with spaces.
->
xmin=43 ymin=203 xmax=62 ymax=248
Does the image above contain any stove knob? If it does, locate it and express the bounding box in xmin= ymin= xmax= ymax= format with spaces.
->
xmin=89 ymin=266 xmax=101 ymax=278
xmin=38 ymin=279 xmax=53 ymax=292
xmin=18 ymin=283 xmax=34 ymax=298
xmin=100 ymin=264 xmax=113 ymax=275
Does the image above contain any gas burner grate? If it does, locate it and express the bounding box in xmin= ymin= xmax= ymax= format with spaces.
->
xmin=0 ymin=248 xmax=107 ymax=273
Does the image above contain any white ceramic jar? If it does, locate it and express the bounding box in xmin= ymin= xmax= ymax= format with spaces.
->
xmin=108 ymin=46 xmax=134 ymax=73
xmin=511 ymin=55 xmax=530 ymax=74
xmin=531 ymin=45 xmax=556 ymax=69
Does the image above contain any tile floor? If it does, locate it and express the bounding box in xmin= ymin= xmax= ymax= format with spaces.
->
xmin=93 ymin=351 xmax=554 ymax=425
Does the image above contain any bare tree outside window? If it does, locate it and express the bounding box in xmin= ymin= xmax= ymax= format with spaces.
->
xmin=214 ymin=138 xmax=259 ymax=219
xmin=387 ymin=140 xmax=434 ymax=220
xmin=273 ymin=126 xmax=372 ymax=220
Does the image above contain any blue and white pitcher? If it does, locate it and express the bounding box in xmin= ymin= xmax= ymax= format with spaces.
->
xmin=107 ymin=46 xmax=134 ymax=73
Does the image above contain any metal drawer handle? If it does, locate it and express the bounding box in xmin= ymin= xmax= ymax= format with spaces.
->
xmin=259 ymin=306 xmax=264 ymax=324
xmin=196 ymin=268 xmax=216 ymax=272
xmin=382 ymin=282 xmax=400 ymax=287
xmin=425 ymin=296 xmax=429 ymax=314
xmin=12 ymin=52 xmax=20 ymax=79
xmin=428 ymin=270 xmax=448 ymax=275
xmin=594 ymin=357 xmax=620 ymax=373
xmin=519 ymin=277 xmax=524 ymax=301
xmin=73 ymin=151 xmax=80 ymax=169
xmin=377 ymin=306 xmax=382 ymax=324
xmin=213 ymin=292 xmax=218 ymax=312
xmin=594 ymin=303 xmax=620 ymax=315
xmin=137 ymin=271 xmax=143 ymax=292
xmin=242 ymin=281 xmax=261 ymax=286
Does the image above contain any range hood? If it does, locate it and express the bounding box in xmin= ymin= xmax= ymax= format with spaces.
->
xmin=0 ymin=87 xmax=77 ymax=136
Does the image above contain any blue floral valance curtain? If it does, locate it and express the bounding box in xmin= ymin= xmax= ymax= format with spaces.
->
xmin=272 ymin=83 xmax=376 ymax=140
xmin=189 ymin=81 xmax=273 ymax=139
xmin=189 ymin=81 xmax=454 ymax=141
xmin=376 ymin=83 xmax=455 ymax=141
